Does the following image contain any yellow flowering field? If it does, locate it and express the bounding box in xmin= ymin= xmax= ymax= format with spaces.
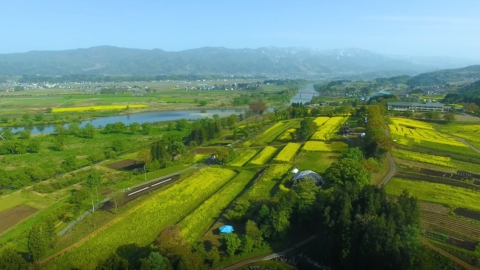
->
xmin=278 ymin=128 xmax=296 ymax=141
xmin=273 ymin=143 xmax=301 ymax=163
xmin=392 ymin=148 xmax=452 ymax=167
xmin=390 ymin=117 xmax=434 ymax=130
xmin=303 ymin=141 xmax=348 ymax=152
xmin=249 ymin=146 xmax=277 ymax=165
xmin=52 ymin=104 xmax=147 ymax=112
xmin=389 ymin=124 xmax=466 ymax=148
xmin=311 ymin=116 xmax=348 ymax=140
xmin=314 ymin=117 xmax=330 ymax=127
xmin=229 ymin=149 xmax=259 ymax=167
xmin=42 ymin=167 xmax=236 ymax=270
xmin=246 ymin=164 xmax=291 ymax=200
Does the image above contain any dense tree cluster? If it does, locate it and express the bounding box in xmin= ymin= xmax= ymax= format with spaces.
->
xmin=364 ymin=105 xmax=392 ymax=157
xmin=185 ymin=119 xmax=222 ymax=146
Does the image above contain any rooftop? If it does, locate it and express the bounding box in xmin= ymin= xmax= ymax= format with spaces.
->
xmin=387 ymin=102 xmax=449 ymax=108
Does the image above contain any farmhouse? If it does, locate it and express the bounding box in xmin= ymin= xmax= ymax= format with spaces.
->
xmin=387 ymin=102 xmax=451 ymax=112
xmin=291 ymin=169 xmax=323 ymax=185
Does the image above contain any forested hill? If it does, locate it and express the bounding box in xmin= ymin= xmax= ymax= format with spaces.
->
xmin=406 ymin=65 xmax=480 ymax=87
xmin=459 ymin=79 xmax=480 ymax=97
xmin=0 ymin=46 xmax=476 ymax=76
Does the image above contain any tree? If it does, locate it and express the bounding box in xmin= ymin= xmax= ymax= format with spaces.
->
xmin=141 ymin=252 xmax=171 ymax=270
xmin=96 ymin=252 xmax=128 ymax=270
xmin=54 ymin=124 xmax=67 ymax=136
xmin=68 ymin=122 xmax=80 ymax=136
xmin=424 ymin=111 xmax=440 ymax=121
xmin=245 ymin=220 xmax=263 ymax=247
xmin=295 ymin=118 xmax=316 ymax=141
xmin=324 ymin=158 xmax=371 ymax=189
xmin=464 ymin=103 xmax=479 ymax=114
xmin=142 ymin=123 xmax=152 ymax=134
xmin=22 ymin=114 xmax=30 ymax=121
xmin=130 ymin=122 xmax=141 ymax=134
xmin=223 ymin=233 xmax=241 ymax=257
xmin=111 ymin=191 xmax=124 ymax=214
xmin=19 ymin=130 xmax=30 ymax=139
xmin=295 ymin=178 xmax=320 ymax=215
xmin=175 ymin=119 xmax=189 ymax=131
xmin=85 ymin=170 xmax=101 ymax=212
xmin=46 ymin=107 xmax=53 ymax=113
xmin=443 ymin=112 xmax=456 ymax=122
xmin=249 ymin=100 xmax=267 ymax=115
xmin=0 ymin=248 xmax=29 ymax=270
xmin=111 ymin=139 xmax=125 ymax=152
xmin=241 ymin=236 xmax=254 ymax=254
xmin=82 ymin=123 xmax=96 ymax=139
xmin=215 ymin=147 xmax=235 ymax=165
xmin=137 ymin=148 xmax=152 ymax=165
xmin=61 ymin=156 xmax=77 ymax=171
xmin=340 ymin=147 xmax=364 ymax=162
xmin=198 ymin=100 xmax=208 ymax=106
xmin=28 ymin=220 xmax=54 ymax=262
xmin=227 ymin=114 xmax=238 ymax=129
xmin=28 ymin=140 xmax=41 ymax=153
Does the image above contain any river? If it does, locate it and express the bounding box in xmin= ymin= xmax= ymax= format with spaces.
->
xmin=289 ymin=83 xmax=318 ymax=104
xmin=2 ymin=85 xmax=317 ymax=135
xmin=4 ymin=109 xmax=246 ymax=134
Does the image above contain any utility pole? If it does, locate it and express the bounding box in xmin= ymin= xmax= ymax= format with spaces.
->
xmin=144 ymin=164 xmax=147 ymax=182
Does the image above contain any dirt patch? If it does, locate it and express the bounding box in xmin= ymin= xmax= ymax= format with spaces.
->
xmin=447 ymin=237 xmax=477 ymax=251
xmin=420 ymin=202 xmax=450 ymax=215
xmin=106 ymin=159 xmax=143 ymax=171
xmin=0 ymin=205 xmax=38 ymax=233
xmin=101 ymin=188 xmax=115 ymax=196
xmin=454 ymin=208 xmax=480 ymax=222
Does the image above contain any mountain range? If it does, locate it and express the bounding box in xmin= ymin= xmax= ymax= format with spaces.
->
xmin=0 ymin=46 xmax=478 ymax=77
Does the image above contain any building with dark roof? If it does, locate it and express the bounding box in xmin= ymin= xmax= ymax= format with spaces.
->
xmin=387 ymin=102 xmax=451 ymax=112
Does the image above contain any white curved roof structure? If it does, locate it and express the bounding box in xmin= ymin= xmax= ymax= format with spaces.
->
xmin=292 ymin=170 xmax=323 ymax=184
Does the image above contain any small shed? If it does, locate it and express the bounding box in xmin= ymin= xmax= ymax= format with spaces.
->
xmin=219 ymin=225 xmax=234 ymax=234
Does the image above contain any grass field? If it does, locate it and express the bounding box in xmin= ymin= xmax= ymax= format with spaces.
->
xmin=302 ymin=141 xmax=348 ymax=152
xmin=230 ymin=149 xmax=259 ymax=167
xmin=386 ymin=178 xmax=480 ymax=212
xmin=273 ymin=143 xmax=301 ymax=163
xmin=245 ymin=164 xmax=291 ymax=201
xmin=249 ymin=146 xmax=277 ymax=165
xmin=293 ymin=151 xmax=340 ymax=173
xmin=52 ymin=105 xmax=147 ymax=112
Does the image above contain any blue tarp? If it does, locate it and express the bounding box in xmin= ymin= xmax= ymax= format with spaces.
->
xmin=219 ymin=225 xmax=234 ymax=234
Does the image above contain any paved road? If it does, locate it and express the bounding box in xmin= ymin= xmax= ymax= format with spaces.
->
xmin=379 ymin=152 xmax=397 ymax=187
xmin=222 ymin=235 xmax=318 ymax=270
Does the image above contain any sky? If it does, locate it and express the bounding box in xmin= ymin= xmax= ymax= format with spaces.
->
xmin=0 ymin=0 xmax=479 ymax=58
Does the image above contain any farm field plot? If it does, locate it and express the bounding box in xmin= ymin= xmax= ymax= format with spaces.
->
xmin=229 ymin=149 xmax=259 ymax=167
xmin=390 ymin=117 xmax=435 ymax=130
xmin=245 ymin=164 xmax=291 ymax=201
xmin=245 ymin=120 xmax=299 ymax=147
xmin=179 ymin=170 xmax=255 ymax=243
xmin=249 ymin=146 xmax=277 ymax=165
xmin=302 ymin=141 xmax=348 ymax=152
xmin=273 ymin=143 xmax=301 ymax=163
xmin=293 ymin=151 xmax=340 ymax=173
xmin=42 ymin=167 xmax=237 ymax=270
xmin=311 ymin=116 xmax=347 ymax=140
xmin=313 ymin=116 xmax=330 ymax=127
xmin=421 ymin=211 xmax=480 ymax=240
xmin=278 ymin=128 xmax=296 ymax=141
xmin=437 ymin=124 xmax=480 ymax=150
xmin=52 ymin=104 xmax=147 ymax=112
xmin=392 ymin=148 xmax=480 ymax=174
xmin=389 ymin=124 xmax=465 ymax=148
xmin=0 ymin=205 xmax=38 ymax=233
xmin=386 ymin=178 xmax=480 ymax=212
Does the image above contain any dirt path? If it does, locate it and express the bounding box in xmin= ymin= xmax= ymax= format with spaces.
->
xmin=421 ymin=239 xmax=477 ymax=270
xmin=433 ymin=125 xmax=480 ymax=155
xmin=222 ymin=235 xmax=318 ymax=270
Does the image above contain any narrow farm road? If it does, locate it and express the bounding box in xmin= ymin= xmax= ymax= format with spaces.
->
xmin=379 ymin=152 xmax=397 ymax=187
xmin=421 ymin=239 xmax=477 ymax=270
xmin=452 ymin=136 xmax=480 ymax=155
xmin=222 ymin=235 xmax=319 ymax=270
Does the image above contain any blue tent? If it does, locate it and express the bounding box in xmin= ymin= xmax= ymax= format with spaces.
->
xmin=219 ymin=225 xmax=234 ymax=234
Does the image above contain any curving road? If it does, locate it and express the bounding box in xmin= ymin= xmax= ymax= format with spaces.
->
xmin=379 ymin=152 xmax=397 ymax=187
xmin=421 ymin=239 xmax=477 ymax=270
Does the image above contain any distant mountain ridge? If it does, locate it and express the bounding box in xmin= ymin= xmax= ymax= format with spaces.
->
xmin=0 ymin=46 xmax=477 ymax=77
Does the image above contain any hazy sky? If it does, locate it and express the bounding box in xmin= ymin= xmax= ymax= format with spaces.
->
xmin=1 ymin=0 xmax=479 ymax=58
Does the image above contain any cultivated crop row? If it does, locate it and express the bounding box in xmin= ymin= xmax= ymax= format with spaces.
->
xmin=179 ymin=170 xmax=255 ymax=243
xmin=273 ymin=143 xmax=301 ymax=163
xmin=302 ymin=141 xmax=348 ymax=152
xmin=421 ymin=211 xmax=480 ymax=240
xmin=392 ymin=148 xmax=452 ymax=167
xmin=278 ymin=128 xmax=296 ymax=141
xmin=390 ymin=117 xmax=434 ymax=130
xmin=313 ymin=117 xmax=330 ymax=127
xmin=42 ymin=167 xmax=237 ymax=270
xmin=249 ymin=146 xmax=277 ymax=165
xmin=389 ymin=124 xmax=465 ymax=148
xmin=230 ymin=149 xmax=259 ymax=167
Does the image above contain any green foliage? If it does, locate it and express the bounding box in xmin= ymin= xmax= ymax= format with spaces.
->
xmin=96 ymin=252 xmax=128 ymax=270
xmin=324 ymin=158 xmax=371 ymax=188
xmin=141 ymin=252 xmax=171 ymax=270
xmin=340 ymin=147 xmax=364 ymax=162
xmin=0 ymin=248 xmax=29 ymax=270
xmin=28 ymin=219 xmax=55 ymax=261
xmin=216 ymin=146 xmax=235 ymax=164
xmin=224 ymin=233 xmax=242 ymax=257
xmin=295 ymin=117 xmax=315 ymax=141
